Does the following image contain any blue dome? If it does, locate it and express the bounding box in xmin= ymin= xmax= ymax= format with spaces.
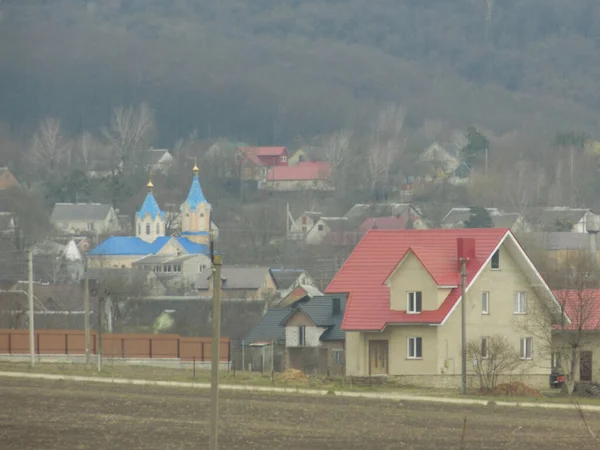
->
xmin=137 ymin=192 xmax=165 ymax=220
xmin=184 ymin=174 xmax=208 ymax=210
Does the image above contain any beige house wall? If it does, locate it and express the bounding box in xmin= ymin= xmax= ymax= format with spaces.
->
xmin=388 ymin=252 xmax=451 ymax=311
xmin=87 ymin=255 xmax=143 ymax=268
xmin=199 ymin=271 xmax=277 ymax=300
xmin=260 ymin=179 xmax=334 ymax=192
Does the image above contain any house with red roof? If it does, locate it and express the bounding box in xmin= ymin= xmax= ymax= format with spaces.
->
xmin=236 ymin=146 xmax=289 ymax=182
xmin=260 ymin=162 xmax=333 ymax=191
xmin=326 ymin=228 xmax=557 ymax=388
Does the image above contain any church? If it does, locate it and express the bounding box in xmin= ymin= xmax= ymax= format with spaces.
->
xmin=88 ymin=165 xmax=213 ymax=268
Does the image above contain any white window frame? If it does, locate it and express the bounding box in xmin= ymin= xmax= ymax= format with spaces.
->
xmin=520 ymin=337 xmax=533 ymax=360
xmin=491 ymin=249 xmax=500 ymax=270
xmin=514 ymin=291 xmax=527 ymax=314
xmin=281 ymin=155 xmax=287 ymax=163
xmin=407 ymin=337 xmax=422 ymax=359
xmin=481 ymin=291 xmax=490 ymax=315
xmin=407 ymin=291 xmax=422 ymax=314
xmin=481 ymin=337 xmax=488 ymax=359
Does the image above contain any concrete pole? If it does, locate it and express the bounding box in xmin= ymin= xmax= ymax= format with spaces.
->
xmin=84 ymin=267 xmax=90 ymax=365
xmin=97 ymin=280 xmax=103 ymax=372
xmin=460 ymin=257 xmax=468 ymax=395
xmin=209 ymin=254 xmax=223 ymax=450
xmin=28 ymin=248 xmax=35 ymax=367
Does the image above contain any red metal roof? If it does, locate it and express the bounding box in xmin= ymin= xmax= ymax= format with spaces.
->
xmin=266 ymin=162 xmax=331 ymax=181
xmin=553 ymin=289 xmax=600 ymax=330
xmin=325 ymin=228 xmax=509 ymax=331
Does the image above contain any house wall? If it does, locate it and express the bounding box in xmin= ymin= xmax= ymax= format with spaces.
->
xmin=552 ymin=333 xmax=600 ymax=383
xmin=437 ymin=243 xmax=551 ymax=385
xmin=289 ymin=215 xmax=319 ymax=240
xmin=285 ymin=325 xmax=326 ymax=347
xmin=87 ymin=255 xmax=144 ymax=269
xmin=388 ymin=252 xmax=451 ymax=311
xmin=259 ymin=180 xmax=334 ymax=192
xmin=288 ymin=150 xmax=307 ymax=166
xmin=305 ymin=220 xmax=331 ymax=245
xmin=57 ymin=215 xmax=119 ymax=234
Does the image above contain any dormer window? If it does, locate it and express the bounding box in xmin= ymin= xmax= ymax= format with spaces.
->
xmin=491 ymin=250 xmax=500 ymax=269
xmin=407 ymin=291 xmax=422 ymax=314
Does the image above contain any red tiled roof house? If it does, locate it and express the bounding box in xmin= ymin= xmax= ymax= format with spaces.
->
xmin=261 ymin=162 xmax=333 ymax=191
xmin=325 ymin=228 xmax=556 ymax=388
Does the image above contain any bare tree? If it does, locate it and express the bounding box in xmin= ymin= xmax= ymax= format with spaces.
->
xmin=526 ymin=251 xmax=600 ymax=395
xmin=323 ymin=129 xmax=353 ymax=188
xmin=367 ymin=104 xmax=408 ymax=198
xmin=29 ymin=117 xmax=70 ymax=172
xmin=467 ymin=335 xmax=521 ymax=391
xmin=103 ymin=102 xmax=155 ymax=172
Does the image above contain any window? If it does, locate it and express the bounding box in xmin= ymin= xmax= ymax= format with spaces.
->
xmin=407 ymin=291 xmax=422 ymax=314
xmin=317 ymin=224 xmax=324 ymax=231
xmin=156 ymin=223 xmax=160 ymax=234
xmin=491 ymin=250 xmax=500 ymax=269
xmin=146 ymin=224 xmax=150 ymax=235
xmin=407 ymin=337 xmax=422 ymax=359
xmin=137 ymin=224 xmax=141 ymax=235
xmin=520 ymin=337 xmax=533 ymax=360
xmin=514 ymin=292 xmax=527 ymax=314
xmin=281 ymin=156 xmax=287 ymax=163
xmin=298 ymin=326 xmax=306 ymax=346
xmin=481 ymin=291 xmax=490 ymax=314
xmin=481 ymin=337 xmax=488 ymax=359
xmin=87 ymin=222 xmax=95 ymax=231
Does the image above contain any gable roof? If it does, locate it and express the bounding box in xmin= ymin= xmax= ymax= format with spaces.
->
xmin=527 ymin=207 xmax=591 ymax=230
xmin=266 ymin=162 xmax=331 ymax=181
xmin=241 ymin=146 xmax=287 ymax=157
xmin=344 ymin=203 xmax=420 ymax=223
xmin=244 ymin=308 xmax=290 ymax=344
xmin=553 ymin=289 xmax=600 ymax=331
xmin=51 ymin=203 xmax=113 ymax=222
xmin=441 ymin=208 xmax=521 ymax=229
xmin=89 ymin=236 xmax=209 ymax=256
xmin=146 ymin=149 xmax=172 ymax=166
xmin=195 ymin=266 xmax=271 ymax=290
xmin=0 ymin=167 xmax=20 ymax=189
xmin=283 ymin=294 xmax=348 ymax=341
xmin=269 ymin=268 xmax=306 ymax=290
xmin=326 ymin=228 xmax=536 ymax=331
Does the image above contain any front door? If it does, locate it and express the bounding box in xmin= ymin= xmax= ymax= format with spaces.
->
xmin=369 ymin=340 xmax=389 ymax=375
xmin=581 ymin=351 xmax=593 ymax=382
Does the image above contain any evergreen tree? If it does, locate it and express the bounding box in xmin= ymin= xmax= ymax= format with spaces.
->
xmin=464 ymin=206 xmax=494 ymax=228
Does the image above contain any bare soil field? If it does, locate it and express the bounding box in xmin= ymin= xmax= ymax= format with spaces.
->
xmin=1 ymin=378 xmax=600 ymax=449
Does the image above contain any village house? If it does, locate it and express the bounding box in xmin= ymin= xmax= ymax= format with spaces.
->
xmin=236 ymin=146 xmax=289 ymax=182
xmin=441 ymin=207 xmax=528 ymax=231
xmin=269 ymin=268 xmax=318 ymax=298
xmin=260 ymin=162 xmax=333 ymax=191
xmin=245 ymin=294 xmax=347 ymax=374
xmin=145 ymin=148 xmax=173 ymax=174
xmin=50 ymin=203 xmax=120 ymax=235
xmin=419 ymin=142 xmax=463 ymax=180
xmin=326 ymin=228 xmax=557 ymax=388
xmin=0 ymin=167 xmax=21 ymax=190
xmin=287 ymin=211 xmax=323 ymax=241
xmin=526 ymin=207 xmax=597 ymax=233
xmin=287 ymin=146 xmax=325 ymax=165
xmin=195 ymin=266 xmax=277 ymax=300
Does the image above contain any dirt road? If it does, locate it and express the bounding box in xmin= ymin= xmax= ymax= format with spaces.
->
xmin=1 ymin=377 xmax=599 ymax=449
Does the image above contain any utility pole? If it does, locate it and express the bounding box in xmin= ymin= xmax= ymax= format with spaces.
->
xmin=460 ymin=257 xmax=468 ymax=395
xmin=84 ymin=261 xmax=90 ymax=365
xmin=209 ymin=239 xmax=223 ymax=450
xmin=97 ymin=279 xmax=104 ymax=372
xmin=28 ymin=248 xmax=34 ymax=367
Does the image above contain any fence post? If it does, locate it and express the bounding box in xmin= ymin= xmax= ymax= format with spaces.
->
xmin=193 ymin=356 xmax=196 ymax=378
xmin=228 ymin=341 xmax=231 ymax=368
xmin=121 ymin=338 xmax=125 ymax=359
xmin=7 ymin=333 xmax=11 ymax=355
xmin=36 ymin=333 xmax=40 ymax=355
xmin=93 ymin=334 xmax=96 ymax=354
xmin=177 ymin=338 xmax=180 ymax=359
xmin=149 ymin=338 xmax=153 ymax=359
xmin=65 ymin=333 xmax=68 ymax=355
xmin=201 ymin=341 xmax=205 ymax=362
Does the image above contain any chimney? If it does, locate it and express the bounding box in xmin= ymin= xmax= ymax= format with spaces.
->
xmin=586 ymin=214 xmax=600 ymax=266
xmin=332 ymin=297 xmax=341 ymax=316
xmin=457 ymin=238 xmax=476 ymax=270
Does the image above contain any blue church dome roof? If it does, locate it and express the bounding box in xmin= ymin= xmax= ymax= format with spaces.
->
xmin=184 ymin=174 xmax=208 ymax=210
xmin=137 ymin=192 xmax=165 ymax=220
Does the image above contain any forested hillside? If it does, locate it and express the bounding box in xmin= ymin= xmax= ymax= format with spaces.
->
xmin=1 ymin=0 xmax=599 ymax=145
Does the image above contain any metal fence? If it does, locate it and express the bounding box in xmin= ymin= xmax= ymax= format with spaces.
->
xmin=0 ymin=329 xmax=230 ymax=361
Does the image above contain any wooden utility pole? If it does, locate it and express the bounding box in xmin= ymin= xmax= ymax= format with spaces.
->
xmin=209 ymin=253 xmax=223 ymax=450
xmin=97 ymin=279 xmax=104 ymax=372
xmin=28 ymin=248 xmax=34 ymax=367
xmin=84 ymin=262 xmax=90 ymax=365
xmin=460 ymin=257 xmax=468 ymax=395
